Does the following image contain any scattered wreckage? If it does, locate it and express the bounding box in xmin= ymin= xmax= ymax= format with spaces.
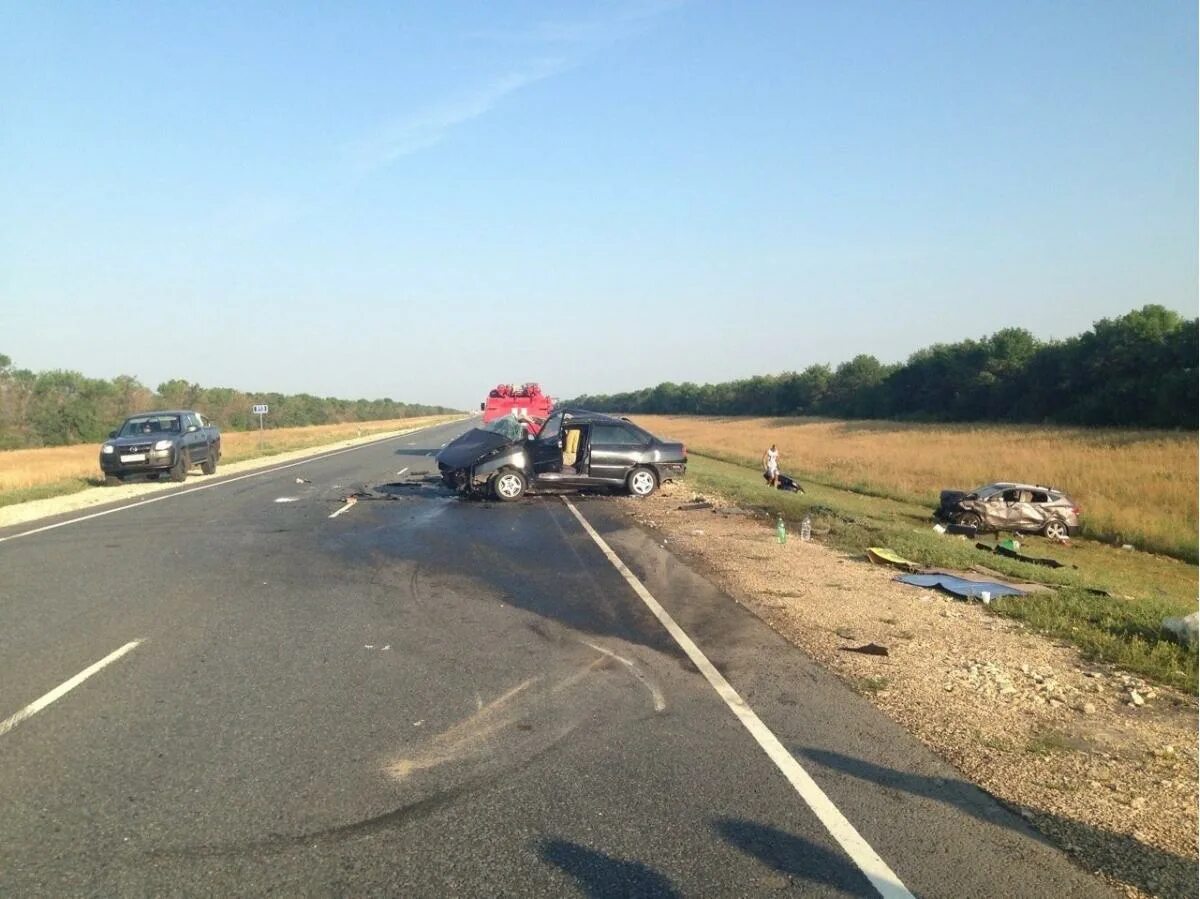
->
xmin=436 ymin=409 xmax=687 ymax=501
xmin=934 ymin=482 xmax=1081 ymax=540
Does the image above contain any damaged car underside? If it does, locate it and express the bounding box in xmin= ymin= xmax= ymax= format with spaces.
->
xmin=437 ymin=409 xmax=686 ymax=501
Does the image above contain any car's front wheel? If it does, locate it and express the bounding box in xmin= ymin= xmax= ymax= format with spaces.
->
xmin=104 ymin=474 xmax=122 ymax=487
xmin=170 ymin=450 xmax=189 ymax=483
xmin=491 ymin=469 xmax=526 ymax=502
xmin=627 ymin=467 xmax=658 ymax=497
xmin=1043 ymin=519 xmax=1069 ymax=540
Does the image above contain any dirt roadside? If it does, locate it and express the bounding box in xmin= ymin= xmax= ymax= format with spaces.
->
xmin=619 ymin=481 xmax=1198 ymax=899
xmin=0 ymin=420 xmax=462 ymax=532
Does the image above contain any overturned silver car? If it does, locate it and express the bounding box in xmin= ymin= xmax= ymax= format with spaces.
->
xmin=437 ymin=409 xmax=686 ymax=501
xmin=934 ymin=482 xmax=1081 ymax=539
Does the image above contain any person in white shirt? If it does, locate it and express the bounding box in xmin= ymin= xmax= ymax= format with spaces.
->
xmin=762 ymin=444 xmax=780 ymax=488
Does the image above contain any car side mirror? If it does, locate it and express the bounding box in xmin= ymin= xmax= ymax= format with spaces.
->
xmin=108 ymin=430 xmax=117 ymax=439
xmin=480 ymin=402 xmax=486 ymax=411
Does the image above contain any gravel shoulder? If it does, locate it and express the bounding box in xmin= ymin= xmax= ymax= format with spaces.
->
xmin=620 ymin=481 xmax=1198 ymax=899
xmin=0 ymin=421 xmax=454 ymax=531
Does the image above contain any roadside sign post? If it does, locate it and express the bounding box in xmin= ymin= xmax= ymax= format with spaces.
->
xmin=252 ymin=404 xmax=269 ymax=449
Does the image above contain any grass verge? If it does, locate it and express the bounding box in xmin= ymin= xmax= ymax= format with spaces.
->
xmin=684 ymin=453 xmax=1199 ymax=693
xmin=635 ymin=415 xmax=1199 ymax=562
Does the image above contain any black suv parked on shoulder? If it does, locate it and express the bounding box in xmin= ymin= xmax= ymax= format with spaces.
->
xmin=99 ymin=410 xmax=221 ymax=485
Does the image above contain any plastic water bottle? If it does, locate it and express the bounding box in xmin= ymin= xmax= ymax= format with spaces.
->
xmin=776 ymin=514 xmax=787 ymax=544
xmin=800 ymin=514 xmax=812 ymax=542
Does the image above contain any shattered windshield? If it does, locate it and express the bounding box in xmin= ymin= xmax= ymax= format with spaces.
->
xmin=483 ymin=416 xmax=527 ymax=441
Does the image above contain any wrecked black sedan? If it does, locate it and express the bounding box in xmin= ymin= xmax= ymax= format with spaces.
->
xmin=437 ymin=409 xmax=686 ymax=501
xmin=935 ymin=482 xmax=1081 ymax=539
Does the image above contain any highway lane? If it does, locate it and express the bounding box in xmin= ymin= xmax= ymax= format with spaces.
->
xmin=0 ymin=417 xmax=1110 ymax=896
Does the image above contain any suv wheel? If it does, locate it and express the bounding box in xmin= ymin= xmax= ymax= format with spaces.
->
xmin=201 ymin=449 xmax=217 ymax=475
xmin=492 ymin=469 xmax=526 ymax=501
xmin=955 ymin=512 xmax=982 ymax=529
xmin=627 ymin=467 xmax=658 ymax=497
xmin=1043 ymin=520 xmax=1069 ymax=540
xmin=104 ymin=474 xmax=122 ymax=487
xmin=170 ymin=451 xmax=189 ymax=483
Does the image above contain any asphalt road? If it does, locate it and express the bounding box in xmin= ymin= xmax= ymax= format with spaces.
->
xmin=0 ymin=418 xmax=1112 ymax=897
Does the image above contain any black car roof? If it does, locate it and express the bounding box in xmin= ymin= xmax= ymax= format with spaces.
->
xmin=551 ymin=408 xmax=637 ymax=425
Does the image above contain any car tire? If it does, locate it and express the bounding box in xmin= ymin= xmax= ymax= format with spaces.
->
xmin=1043 ymin=520 xmax=1069 ymax=540
xmin=201 ymin=449 xmax=217 ymax=475
xmin=627 ymin=467 xmax=658 ymax=498
xmin=955 ymin=512 xmax=982 ymax=529
xmin=170 ymin=450 xmax=189 ymax=483
xmin=104 ymin=474 xmax=122 ymax=487
xmin=491 ymin=469 xmax=526 ymax=502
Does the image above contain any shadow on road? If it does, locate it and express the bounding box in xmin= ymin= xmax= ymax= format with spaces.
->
xmin=712 ymin=817 xmax=875 ymax=894
xmin=799 ymin=747 xmax=1197 ymax=899
xmin=539 ymin=839 xmax=681 ymax=898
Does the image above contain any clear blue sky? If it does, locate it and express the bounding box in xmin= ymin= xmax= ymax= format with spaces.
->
xmin=3 ymin=1 xmax=1195 ymax=408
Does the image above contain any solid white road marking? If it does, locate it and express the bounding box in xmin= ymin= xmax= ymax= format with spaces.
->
xmin=0 ymin=640 xmax=143 ymax=737
xmin=397 ymin=467 xmax=409 ymax=476
xmin=0 ymin=424 xmax=452 ymax=545
xmin=562 ymin=498 xmax=913 ymax=899
xmin=274 ymin=497 xmax=300 ymax=503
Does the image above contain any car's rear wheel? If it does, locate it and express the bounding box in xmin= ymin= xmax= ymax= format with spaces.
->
xmin=955 ymin=512 xmax=982 ymax=529
xmin=1043 ymin=520 xmax=1069 ymax=540
xmin=627 ymin=467 xmax=658 ymax=497
xmin=492 ymin=469 xmax=526 ymax=501
xmin=201 ymin=448 xmax=217 ymax=475
xmin=170 ymin=451 xmax=189 ymax=483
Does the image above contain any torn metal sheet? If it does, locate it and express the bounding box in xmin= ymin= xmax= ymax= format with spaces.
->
xmin=896 ymin=573 xmax=1026 ymax=599
xmin=839 ymin=643 xmax=889 ymax=656
xmin=975 ymin=542 xmax=1067 ymax=569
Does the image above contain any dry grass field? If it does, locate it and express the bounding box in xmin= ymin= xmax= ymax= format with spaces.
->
xmin=633 ymin=415 xmax=1198 ymax=561
xmin=0 ymin=415 xmax=459 ymax=504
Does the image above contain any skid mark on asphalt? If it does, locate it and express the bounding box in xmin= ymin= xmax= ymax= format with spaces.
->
xmin=385 ymin=641 xmax=659 ymax=785
xmin=579 ymin=639 xmax=667 ymax=712
xmin=388 ymin=676 xmax=541 ymax=780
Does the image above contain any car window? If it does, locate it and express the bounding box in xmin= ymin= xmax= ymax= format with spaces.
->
xmin=121 ymin=415 xmax=180 ymax=436
xmin=1002 ymin=489 xmax=1021 ymax=502
xmin=1030 ymin=491 xmax=1049 ymax=503
xmin=590 ymin=424 xmax=642 ymax=446
xmin=539 ymin=414 xmax=563 ymax=441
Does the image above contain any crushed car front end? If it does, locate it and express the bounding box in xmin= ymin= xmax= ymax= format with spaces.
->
xmin=436 ymin=423 xmax=529 ymax=497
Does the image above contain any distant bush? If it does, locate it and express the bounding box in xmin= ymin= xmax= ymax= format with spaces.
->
xmin=0 ymin=355 xmax=459 ymax=449
xmin=568 ymin=305 xmax=1198 ymax=429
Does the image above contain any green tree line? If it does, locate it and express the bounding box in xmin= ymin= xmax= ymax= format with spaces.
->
xmin=0 ymin=357 xmax=459 ymax=449
xmin=569 ymin=306 xmax=1198 ymax=428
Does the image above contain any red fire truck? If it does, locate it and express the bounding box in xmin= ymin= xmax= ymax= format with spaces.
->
xmin=480 ymin=383 xmax=554 ymax=427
